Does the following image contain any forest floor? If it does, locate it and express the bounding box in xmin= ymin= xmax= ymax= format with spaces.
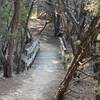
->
xmin=0 ymin=19 xmax=97 ymax=100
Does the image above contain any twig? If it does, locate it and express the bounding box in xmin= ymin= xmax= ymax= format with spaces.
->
xmin=58 ymin=56 xmax=97 ymax=87
xmin=79 ymin=55 xmax=100 ymax=67
xmin=77 ymin=69 xmax=95 ymax=78
xmin=66 ymin=92 xmax=80 ymax=99
xmin=68 ymin=89 xmax=81 ymax=95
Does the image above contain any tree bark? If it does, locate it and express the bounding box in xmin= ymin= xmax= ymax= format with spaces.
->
xmin=56 ymin=17 xmax=100 ymax=100
xmin=3 ymin=0 xmax=20 ymax=77
xmin=24 ymin=0 xmax=35 ymax=44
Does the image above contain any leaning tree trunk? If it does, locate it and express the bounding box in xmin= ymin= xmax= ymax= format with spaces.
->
xmin=16 ymin=0 xmax=36 ymax=73
xmin=3 ymin=0 xmax=20 ymax=77
xmin=24 ymin=0 xmax=35 ymax=44
xmin=56 ymin=17 xmax=100 ymax=100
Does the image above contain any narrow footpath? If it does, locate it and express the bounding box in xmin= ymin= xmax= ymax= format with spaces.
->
xmin=0 ymin=32 xmax=65 ymax=100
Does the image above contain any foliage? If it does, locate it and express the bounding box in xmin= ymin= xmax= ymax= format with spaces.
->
xmin=96 ymin=85 xmax=100 ymax=96
xmin=0 ymin=0 xmax=31 ymax=41
xmin=45 ymin=0 xmax=56 ymax=20
xmin=85 ymin=0 xmax=100 ymax=17
xmin=20 ymin=0 xmax=29 ymax=23
xmin=0 ymin=1 xmax=13 ymax=37
xmin=97 ymin=34 xmax=100 ymax=41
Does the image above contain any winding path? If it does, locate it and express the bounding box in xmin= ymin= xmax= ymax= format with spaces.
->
xmin=0 ymin=33 xmax=65 ymax=100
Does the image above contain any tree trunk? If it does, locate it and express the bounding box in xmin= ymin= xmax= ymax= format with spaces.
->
xmin=25 ymin=0 xmax=35 ymax=44
xmin=54 ymin=14 xmax=61 ymax=36
xmin=56 ymin=17 xmax=100 ymax=100
xmin=3 ymin=0 xmax=20 ymax=78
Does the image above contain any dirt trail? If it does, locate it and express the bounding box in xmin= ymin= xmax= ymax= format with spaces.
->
xmin=0 ymin=19 xmax=96 ymax=100
xmin=0 ymin=30 xmax=65 ymax=100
